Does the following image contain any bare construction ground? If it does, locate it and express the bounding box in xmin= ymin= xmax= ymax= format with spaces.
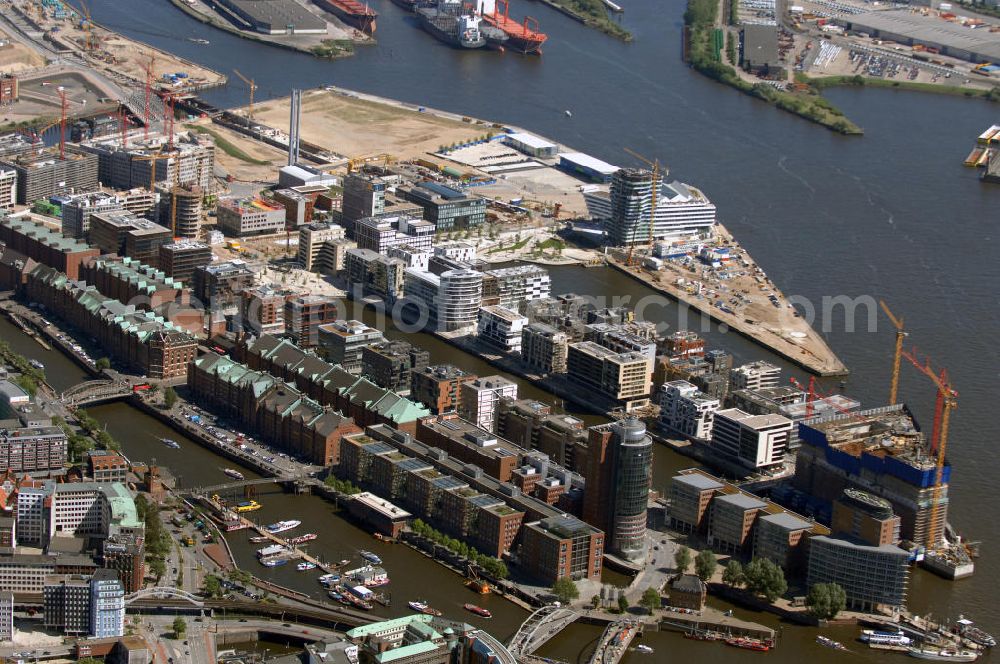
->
xmin=0 ymin=27 xmax=46 ymax=73
xmin=250 ymin=89 xmax=489 ymax=161
xmin=1 ymin=69 xmax=119 ymax=127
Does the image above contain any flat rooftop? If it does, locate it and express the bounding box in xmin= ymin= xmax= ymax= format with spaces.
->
xmin=352 ymin=492 xmax=411 ymax=521
xmin=558 ymin=152 xmax=619 ymax=175
xmin=843 ymin=9 xmax=1000 ymax=62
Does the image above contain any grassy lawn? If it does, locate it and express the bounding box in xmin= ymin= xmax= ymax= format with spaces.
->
xmin=487 ymin=237 xmax=532 ymax=254
xmin=537 ymin=237 xmax=566 ymax=252
xmin=800 ymin=73 xmax=1000 ymax=102
xmin=186 ymin=124 xmax=271 ymax=165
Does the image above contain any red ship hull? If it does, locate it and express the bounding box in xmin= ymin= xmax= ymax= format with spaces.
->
xmin=314 ymin=0 xmax=377 ymax=33
xmin=482 ymin=0 xmax=546 ymax=54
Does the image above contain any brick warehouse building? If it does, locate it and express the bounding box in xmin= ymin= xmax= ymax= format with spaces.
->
xmin=0 ymin=217 xmax=99 ymax=280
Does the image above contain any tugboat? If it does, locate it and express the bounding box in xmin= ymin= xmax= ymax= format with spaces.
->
xmin=464 ymin=603 xmax=491 ymax=618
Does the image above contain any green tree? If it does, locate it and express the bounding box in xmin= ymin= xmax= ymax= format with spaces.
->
xmin=551 ymin=577 xmax=580 ymax=604
xmin=203 ymin=574 xmax=223 ymax=598
xmin=172 ymin=616 xmax=187 ymax=638
xmin=591 ymin=594 xmax=601 ymax=609
xmin=163 ymin=386 xmax=178 ymax=409
xmin=640 ymin=587 xmax=661 ymax=614
xmin=722 ymin=560 xmax=745 ymax=588
xmin=617 ymin=595 xmax=629 ymax=613
xmin=743 ymin=558 xmax=787 ymax=602
xmin=694 ymin=550 xmax=717 ymax=582
xmin=95 ymin=357 xmax=111 ymax=370
xmin=228 ymin=568 xmax=253 ymax=585
xmin=674 ymin=546 xmax=691 ymax=572
xmin=15 ymin=374 xmax=38 ymax=397
xmin=78 ymin=658 xmax=104 ymax=664
xmin=806 ymin=582 xmax=847 ymax=620
xmin=149 ymin=557 xmax=166 ymax=580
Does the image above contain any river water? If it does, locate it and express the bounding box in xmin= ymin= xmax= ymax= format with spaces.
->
xmin=22 ymin=0 xmax=1000 ymax=654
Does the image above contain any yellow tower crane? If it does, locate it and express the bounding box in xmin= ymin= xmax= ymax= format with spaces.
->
xmin=623 ymin=148 xmax=665 ymax=266
xmin=132 ymin=147 xmax=167 ymax=194
xmin=233 ymin=69 xmax=257 ymax=121
xmin=879 ymin=300 xmax=907 ymax=405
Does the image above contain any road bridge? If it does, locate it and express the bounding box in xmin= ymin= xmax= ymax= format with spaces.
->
xmin=61 ymin=379 xmax=133 ymax=407
xmin=128 ymin=597 xmax=373 ymax=629
xmin=507 ymin=605 xmax=581 ymax=659
xmin=187 ymin=476 xmax=303 ymax=496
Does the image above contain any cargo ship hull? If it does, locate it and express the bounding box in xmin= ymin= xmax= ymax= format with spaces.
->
xmin=481 ymin=1 xmax=546 ymax=55
xmin=417 ymin=9 xmax=486 ymax=48
xmin=313 ymin=0 xmax=377 ymax=33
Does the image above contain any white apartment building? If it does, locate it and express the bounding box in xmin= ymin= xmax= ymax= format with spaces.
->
xmin=711 ymin=408 xmax=793 ymax=472
xmin=388 ymin=245 xmax=431 ymax=271
xmin=459 ymin=376 xmax=519 ymax=433
xmin=15 ymin=486 xmax=46 ymax=547
xmin=60 ymin=192 xmax=124 ymax=239
xmin=434 ymin=242 xmax=477 ymax=263
xmin=477 ymin=305 xmax=527 ymax=353
xmin=731 ymin=361 xmax=782 ymax=391
xmin=0 ymin=169 xmax=14 ymax=213
xmin=355 ymin=215 xmax=434 ymax=255
xmin=566 ymin=341 xmax=653 ymax=408
xmin=482 ymin=265 xmax=551 ymax=310
xmin=403 ymin=267 xmax=483 ymax=332
xmin=90 ymin=569 xmax=125 ymax=639
xmin=298 ymin=222 xmax=346 ymax=271
xmin=659 ymin=380 xmax=720 ymax=440
xmin=0 ymin=590 xmax=12 ymax=640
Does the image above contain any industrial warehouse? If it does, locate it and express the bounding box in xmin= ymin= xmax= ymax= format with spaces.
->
xmin=839 ymin=9 xmax=1000 ymax=64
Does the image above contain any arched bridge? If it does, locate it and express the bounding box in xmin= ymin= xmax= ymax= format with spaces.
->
xmin=186 ymin=475 xmax=310 ymax=496
xmin=126 ymin=587 xmax=204 ymax=607
xmin=61 ymin=380 xmax=133 ymax=407
xmin=507 ymin=605 xmax=580 ymax=658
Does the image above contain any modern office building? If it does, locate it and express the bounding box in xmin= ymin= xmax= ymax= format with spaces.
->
xmin=794 ymin=405 xmax=948 ymax=546
xmin=1 ymin=147 xmax=99 ymax=203
xmin=239 ymin=285 xmax=289 ymax=336
xmin=668 ymin=472 xmax=723 ymax=534
xmin=521 ymin=323 xmax=569 ymax=375
xmin=566 ymin=341 xmax=652 ymax=409
xmin=317 ymin=237 xmax=356 ymax=275
xmin=89 ymin=569 xmax=125 ymax=639
xmin=101 ymin=533 xmax=145 ymax=594
xmin=341 ymin=172 xmax=387 ymax=237
xmin=273 ymin=187 xmax=319 ymax=227
xmin=415 ymin=413 xmax=525 ymax=483
xmin=89 ymin=212 xmax=172 ymax=268
xmin=158 ymin=240 xmax=212 ymax=283
xmin=361 ymin=341 xmax=429 ymax=395
xmin=80 ymin=133 xmax=215 ymax=192
xmin=43 ymin=575 xmax=91 ymax=635
xmin=753 ymin=512 xmax=814 ymax=573
xmin=730 ymin=361 xmax=781 ymax=391
xmin=410 ymin=365 xmax=478 ymax=415
xmin=658 ymin=380 xmax=720 ymax=440
xmin=217 ymin=197 xmax=287 ymax=237
xmin=0 ymin=217 xmax=99 ymax=280
xmin=599 ymin=167 xmax=717 ymax=245
xmin=481 ymin=265 xmax=551 ymax=310
xmin=298 ymin=222 xmax=346 ymax=271
xmin=477 ymin=305 xmax=527 ymax=354
xmin=355 ymin=215 xmax=434 ymax=254
xmin=708 ymin=492 xmax=768 ymax=554
xmin=59 ymin=192 xmax=125 ymax=239
xmin=583 ymin=419 xmax=653 ymax=560
xmin=399 ymin=181 xmax=487 ymax=230
xmin=318 ymin=319 xmax=386 ymax=372
xmin=0 ymin=423 xmax=67 ymax=473
xmin=521 ymin=515 xmax=604 ymax=584
xmin=0 ymin=591 xmax=12 ymax=640
xmin=458 ymin=376 xmax=518 ymax=433
xmin=156 ymin=183 xmax=203 ymax=238
xmin=806 ymin=536 xmax=910 ymax=611
xmin=403 ymin=268 xmax=483 ymax=332
xmin=285 ymin=294 xmax=339 ymax=348
xmin=831 ymin=488 xmax=901 ymax=546
xmin=585 ymin=323 xmax=657 ymax=363
xmin=711 ymin=408 xmax=793 ymax=473
xmin=496 ymin=399 xmax=589 ymax=472
xmin=346 ymin=248 xmax=406 ymax=302
xmin=193 ymin=259 xmax=256 ymax=310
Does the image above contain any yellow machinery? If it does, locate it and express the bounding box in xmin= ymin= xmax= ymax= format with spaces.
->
xmin=879 ymin=300 xmax=907 ymax=405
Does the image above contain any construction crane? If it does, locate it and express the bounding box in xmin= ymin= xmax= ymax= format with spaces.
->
xmin=144 ymin=55 xmax=156 ymax=142
xmin=623 ymin=148 xmax=664 ymax=266
xmin=233 ymin=69 xmax=257 ymax=121
xmin=132 ymin=148 xmax=167 ymax=194
xmin=900 ymin=348 xmax=957 ymax=550
xmin=879 ymin=300 xmax=907 ymax=405
xmin=57 ymin=86 xmax=68 ymax=160
xmin=346 ymin=153 xmax=397 ymax=174
xmin=64 ymin=0 xmax=97 ymax=50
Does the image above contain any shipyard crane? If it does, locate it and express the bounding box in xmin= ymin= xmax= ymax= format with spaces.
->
xmin=879 ymin=300 xmax=907 ymax=405
xmin=900 ymin=348 xmax=957 ymax=550
xmin=622 ymin=148 xmax=664 ymax=266
xmin=64 ymin=0 xmax=97 ymax=51
xmin=233 ymin=69 xmax=257 ymax=121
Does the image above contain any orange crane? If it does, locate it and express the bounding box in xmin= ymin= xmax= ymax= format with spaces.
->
xmin=64 ymin=0 xmax=97 ymax=51
xmin=144 ymin=55 xmax=156 ymax=141
xmin=57 ymin=86 xmax=68 ymax=160
xmin=132 ymin=148 xmax=167 ymax=194
xmin=622 ymin=148 xmax=664 ymax=266
xmin=900 ymin=348 xmax=956 ymax=549
xmin=879 ymin=300 xmax=907 ymax=405
xmin=233 ymin=69 xmax=257 ymax=121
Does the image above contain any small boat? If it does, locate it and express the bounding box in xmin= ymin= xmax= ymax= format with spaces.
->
xmin=817 ymin=635 xmax=848 ymax=651
xmin=464 ymin=603 xmax=491 ymax=618
xmin=261 ymin=558 xmax=287 ymax=567
xmin=267 ymin=520 xmax=302 ymax=534
xmin=328 ymin=590 xmax=343 ymax=601
xmin=345 ymin=565 xmax=389 ymax=587
xmin=29 ymin=359 xmax=44 ymax=370
xmin=635 ymin=645 xmax=654 ymax=654
xmin=466 ymin=579 xmax=490 ymax=594
xmin=338 ymin=558 xmax=351 ymax=567
xmin=685 ymin=631 xmax=720 ymax=641
xmin=564 ymin=110 xmax=572 ymax=117
xmin=725 ymin=637 xmax=771 ymax=651
xmin=408 ymin=600 xmax=442 ymax=616
xmin=188 ymin=37 xmax=210 ymax=44
xmin=223 ymin=468 xmax=245 ymax=480
xmin=235 ymin=500 xmax=261 ymax=513
xmin=289 ymin=533 xmax=318 ymax=545
xmin=297 ymin=561 xmax=317 ymax=571
xmin=862 ymin=630 xmax=912 ymax=647
xmin=160 ymin=438 xmax=181 ymax=449
xmin=249 ymin=536 xmax=269 ymax=543
xmin=956 ymin=618 xmax=996 ymax=648
xmin=908 ymin=648 xmax=979 ymax=662
xmin=257 ymin=544 xmax=288 ymax=558
xmin=359 ymin=550 xmax=382 ymax=565
xmin=318 ymin=573 xmax=341 ymax=586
